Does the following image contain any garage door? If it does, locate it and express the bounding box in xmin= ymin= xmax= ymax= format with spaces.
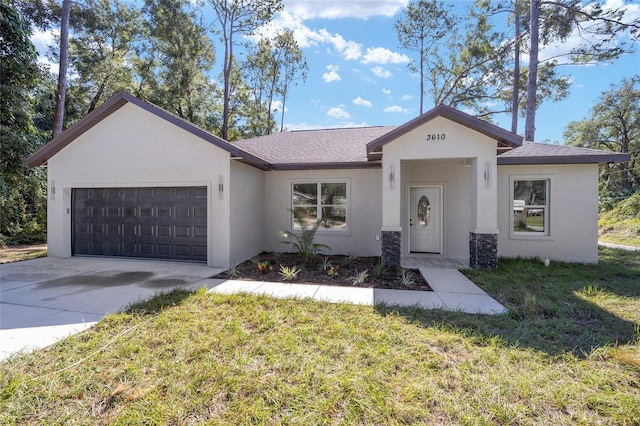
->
xmin=72 ymin=187 xmax=207 ymax=262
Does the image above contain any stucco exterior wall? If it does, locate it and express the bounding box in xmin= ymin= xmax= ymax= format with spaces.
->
xmin=263 ymin=168 xmax=382 ymax=256
xmin=229 ymin=161 xmax=265 ymax=265
xmin=401 ymin=160 xmax=472 ymax=260
xmin=46 ymin=103 xmax=232 ymax=267
xmin=381 ymin=116 xmax=498 ymax=233
xmin=497 ymin=164 xmax=600 ymax=263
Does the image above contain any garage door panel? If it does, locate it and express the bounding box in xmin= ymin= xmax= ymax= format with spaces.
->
xmin=73 ymin=186 xmax=207 ymax=262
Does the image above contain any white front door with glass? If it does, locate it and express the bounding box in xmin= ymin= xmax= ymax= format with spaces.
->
xmin=409 ymin=186 xmax=442 ymax=253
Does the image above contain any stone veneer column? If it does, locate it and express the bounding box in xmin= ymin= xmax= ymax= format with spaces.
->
xmin=469 ymin=232 xmax=498 ymax=269
xmin=381 ymin=230 xmax=401 ymax=267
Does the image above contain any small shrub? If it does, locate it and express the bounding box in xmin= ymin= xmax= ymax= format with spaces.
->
xmin=319 ymin=256 xmax=333 ymax=271
xmin=398 ymin=268 xmax=416 ymax=288
xmin=278 ymin=211 xmax=331 ymax=262
xmin=372 ymin=260 xmax=386 ymax=278
xmin=343 ymin=251 xmax=358 ymax=267
xmin=327 ymin=265 xmax=340 ymax=278
xmin=351 ymin=269 xmax=369 ymax=286
xmin=257 ymin=261 xmax=273 ymax=274
xmin=279 ymin=265 xmax=301 ymax=281
xmin=226 ymin=263 xmax=240 ymax=278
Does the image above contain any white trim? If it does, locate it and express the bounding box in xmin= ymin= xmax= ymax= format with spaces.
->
xmin=407 ymin=185 xmax=444 ymax=254
xmin=289 ymin=178 xmax=351 ymax=234
xmin=509 ymin=175 xmax=554 ymax=240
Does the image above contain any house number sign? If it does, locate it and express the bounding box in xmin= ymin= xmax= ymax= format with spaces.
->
xmin=425 ymin=133 xmax=446 ymax=141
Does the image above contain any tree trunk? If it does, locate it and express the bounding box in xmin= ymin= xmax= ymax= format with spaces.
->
xmin=511 ymin=3 xmax=521 ymax=134
xmin=524 ymin=0 xmax=540 ymax=141
xmin=52 ymin=0 xmax=71 ymax=138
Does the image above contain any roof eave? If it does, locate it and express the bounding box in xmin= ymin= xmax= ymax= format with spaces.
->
xmin=497 ymin=153 xmax=631 ymax=165
xmin=270 ymin=161 xmax=381 ymax=171
xmin=366 ymin=104 xmax=522 ymax=153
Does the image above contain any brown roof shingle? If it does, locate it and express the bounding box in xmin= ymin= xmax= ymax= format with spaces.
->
xmin=498 ymin=141 xmax=631 ymax=164
xmin=234 ymin=126 xmax=395 ymax=169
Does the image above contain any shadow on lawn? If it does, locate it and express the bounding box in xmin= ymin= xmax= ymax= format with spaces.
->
xmin=123 ymin=288 xmax=196 ymax=316
xmin=377 ymin=248 xmax=640 ymax=357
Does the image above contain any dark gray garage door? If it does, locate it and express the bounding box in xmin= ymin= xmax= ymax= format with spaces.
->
xmin=72 ymin=187 xmax=207 ymax=262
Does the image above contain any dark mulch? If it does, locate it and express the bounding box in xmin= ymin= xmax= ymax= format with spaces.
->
xmin=214 ymin=252 xmax=432 ymax=291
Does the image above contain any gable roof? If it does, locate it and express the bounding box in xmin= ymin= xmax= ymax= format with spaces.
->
xmin=366 ymin=104 xmax=523 ymax=156
xmin=498 ymin=141 xmax=631 ymax=165
xmin=234 ymin=126 xmax=395 ymax=170
xmin=27 ymin=93 xmax=629 ymax=170
xmin=26 ymin=91 xmax=271 ymax=170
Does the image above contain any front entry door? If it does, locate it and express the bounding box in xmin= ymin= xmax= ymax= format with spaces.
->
xmin=409 ymin=186 xmax=442 ymax=253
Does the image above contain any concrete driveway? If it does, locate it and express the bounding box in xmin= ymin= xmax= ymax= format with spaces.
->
xmin=0 ymin=257 xmax=222 ymax=361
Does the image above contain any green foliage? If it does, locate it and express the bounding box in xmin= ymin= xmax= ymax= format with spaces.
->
xmin=0 ymin=1 xmax=48 ymax=245
xmin=206 ymin=0 xmax=283 ymax=140
xmin=599 ymin=192 xmax=640 ymax=247
xmin=278 ymin=264 xmax=301 ymax=281
xmin=565 ymin=76 xmax=640 ymax=194
xmin=327 ymin=265 xmax=339 ymax=277
xmin=399 ymin=268 xmax=417 ymax=287
xmin=257 ymin=260 xmax=272 ymax=274
xmin=65 ymin=0 xmax=143 ymax=118
xmin=319 ymin=256 xmax=332 ymax=271
xmin=134 ymin=0 xmax=217 ymax=131
xmin=351 ymin=269 xmax=369 ymax=286
xmin=372 ymin=260 xmax=386 ymax=278
xmin=278 ymin=212 xmax=331 ymax=262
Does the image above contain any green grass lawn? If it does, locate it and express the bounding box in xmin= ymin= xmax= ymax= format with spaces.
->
xmin=1 ymin=247 xmax=639 ymax=424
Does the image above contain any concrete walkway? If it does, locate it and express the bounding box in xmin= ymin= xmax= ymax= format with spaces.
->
xmin=205 ymin=267 xmax=507 ymax=315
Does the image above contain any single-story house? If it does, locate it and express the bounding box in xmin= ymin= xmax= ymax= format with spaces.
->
xmin=27 ymin=91 xmax=630 ymax=268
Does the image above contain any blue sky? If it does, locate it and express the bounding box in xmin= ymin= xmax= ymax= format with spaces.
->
xmin=249 ymin=0 xmax=639 ymax=143
xmin=31 ymin=0 xmax=639 ymax=143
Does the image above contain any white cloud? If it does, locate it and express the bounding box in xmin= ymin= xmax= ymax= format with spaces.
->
xmin=256 ymin=11 xmax=362 ymax=60
xmin=382 ymin=88 xmax=392 ymax=95
xmin=322 ymin=65 xmax=342 ymax=83
xmin=285 ymin=121 xmax=371 ymax=131
xmin=327 ymin=107 xmax=351 ymax=119
xmin=271 ymin=100 xmax=288 ymax=113
xmin=353 ymin=96 xmax=372 ymax=107
xmin=283 ymin=0 xmax=408 ymax=20
xmin=361 ymin=47 xmax=410 ymax=65
xmin=371 ymin=66 xmax=393 ymax=78
xmin=401 ymin=94 xmax=414 ymax=101
xmin=31 ymin=28 xmax=59 ymax=74
xmin=384 ymin=105 xmax=408 ymax=113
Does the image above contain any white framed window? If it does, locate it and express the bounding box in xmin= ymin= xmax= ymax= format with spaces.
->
xmin=291 ymin=181 xmax=348 ymax=231
xmin=511 ymin=177 xmax=550 ymax=237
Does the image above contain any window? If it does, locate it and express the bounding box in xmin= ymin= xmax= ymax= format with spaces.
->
xmin=512 ymin=179 xmax=549 ymax=235
xmin=292 ymin=182 xmax=347 ymax=230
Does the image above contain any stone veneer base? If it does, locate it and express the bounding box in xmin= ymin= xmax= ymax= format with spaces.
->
xmin=381 ymin=231 xmax=401 ymax=267
xmin=469 ymin=232 xmax=498 ymax=269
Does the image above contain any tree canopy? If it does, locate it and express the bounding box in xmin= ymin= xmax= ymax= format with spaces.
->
xmin=565 ymin=76 xmax=640 ymax=194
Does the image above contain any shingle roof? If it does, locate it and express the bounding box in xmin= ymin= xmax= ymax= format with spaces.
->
xmin=26 ymin=92 xmax=630 ymax=170
xmin=498 ymin=141 xmax=630 ymax=165
xmin=234 ymin=126 xmax=395 ymax=169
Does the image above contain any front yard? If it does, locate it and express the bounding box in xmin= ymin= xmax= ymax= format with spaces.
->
xmin=1 ymin=247 xmax=639 ymax=424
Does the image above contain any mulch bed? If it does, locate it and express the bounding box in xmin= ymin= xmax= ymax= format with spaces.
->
xmin=214 ymin=252 xmax=432 ymax=291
